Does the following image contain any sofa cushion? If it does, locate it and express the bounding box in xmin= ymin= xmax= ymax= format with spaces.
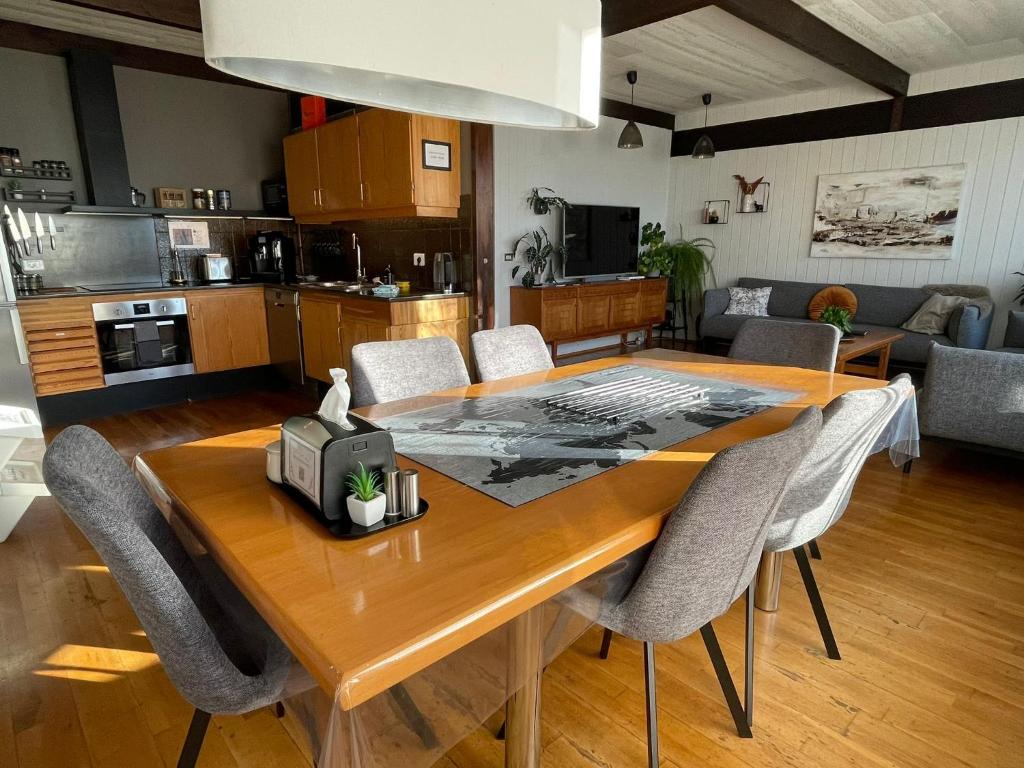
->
xmin=738 ymin=277 xmax=829 ymax=319
xmin=724 ymin=287 xmax=771 ymax=316
xmin=850 ymin=323 xmax=953 ymax=363
xmin=846 ymin=283 xmax=930 ymax=327
xmin=808 ymin=285 xmax=858 ymax=320
xmin=702 ymin=313 xmax=817 ymax=340
xmin=901 ymin=294 xmax=968 ymax=335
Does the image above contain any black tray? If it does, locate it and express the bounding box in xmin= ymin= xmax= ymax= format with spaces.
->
xmin=275 ymin=479 xmax=429 ymax=538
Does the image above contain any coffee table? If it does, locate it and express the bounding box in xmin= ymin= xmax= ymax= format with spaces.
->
xmin=835 ymin=329 xmax=905 ymax=379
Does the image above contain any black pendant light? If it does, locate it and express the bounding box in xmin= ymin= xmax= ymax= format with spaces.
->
xmin=617 ymin=71 xmax=644 ymax=149
xmin=692 ymin=92 xmax=715 ymax=159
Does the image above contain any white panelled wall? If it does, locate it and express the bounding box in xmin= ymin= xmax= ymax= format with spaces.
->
xmin=493 ymin=118 xmax=672 ymax=338
xmin=666 ymin=117 xmax=1024 ymax=346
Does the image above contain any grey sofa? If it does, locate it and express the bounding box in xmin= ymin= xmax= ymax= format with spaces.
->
xmin=996 ymin=310 xmax=1024 ymax=353
xmin=700 ymin=277 xmax=994 ymax=364
xmin=919 ymin=344 xmax=1024 ymax=453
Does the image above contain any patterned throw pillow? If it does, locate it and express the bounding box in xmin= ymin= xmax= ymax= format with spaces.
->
xmin=724 ymin=286 xmax=771 ymax=316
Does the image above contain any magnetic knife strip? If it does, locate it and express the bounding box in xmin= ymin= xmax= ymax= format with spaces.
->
xmin=539 ymin=374 xmax=710 ymax=424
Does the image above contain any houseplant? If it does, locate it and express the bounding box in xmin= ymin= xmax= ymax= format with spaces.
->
xmin=346 ymin=462 xmax=386 ymax=527
xmin=734 ymin=174 xmax=764 ymax=213
xmin=526 ymin=187 xmax=570 ymax=215
xmin=1015 ymin=271 xmax=1023 ymax=305
xmin=512 ymin=227 xmax=563 ymax=287
xmin=819 ymin=305 xmax=854 ymax=336
xmin=637 ymin=223 xmax=716 ymax=337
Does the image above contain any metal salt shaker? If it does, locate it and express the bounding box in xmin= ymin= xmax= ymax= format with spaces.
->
xmin=383 ymin=466 xmax=401 ymax=518
xmin=400 ymin=469 xmax=419 ymax=519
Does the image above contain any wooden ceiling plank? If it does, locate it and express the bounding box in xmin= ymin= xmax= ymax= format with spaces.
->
xmin=53 ymin=0 xmax=201 ymax=31
xmin=602 ymin=0 xmax=714 ymax=37
xmin=716 ymin=0 xmax=909 ymax=96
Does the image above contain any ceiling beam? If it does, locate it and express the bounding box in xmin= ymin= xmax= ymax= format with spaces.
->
xmin=0 ymin=19 xmax=273 ymax=90
xmin=716 ymin=0 xmax=908 ymax=96
xmin=601 ymin=98 xmax=676 ymax=130
xmin=54 ymin=0 xmax=201 ymax=31
xmin=602 ymin=0 xmax=909 ymax=97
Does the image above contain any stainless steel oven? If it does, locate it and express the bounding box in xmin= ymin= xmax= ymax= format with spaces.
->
xmin=93 ymin=297 xmax=194 ymax=385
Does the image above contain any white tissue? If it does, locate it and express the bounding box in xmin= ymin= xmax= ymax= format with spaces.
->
xmin=317 ymin=368 xmax=356 ymax=430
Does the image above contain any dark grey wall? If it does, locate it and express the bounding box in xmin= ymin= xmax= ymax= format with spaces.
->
xmin=0 ymin=47 xmax=290 ymax=211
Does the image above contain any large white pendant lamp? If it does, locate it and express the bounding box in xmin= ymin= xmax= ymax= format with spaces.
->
xmin=199 ymin=0 xmax=602 ymax=130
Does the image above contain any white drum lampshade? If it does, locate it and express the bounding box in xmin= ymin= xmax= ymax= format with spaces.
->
xmin=199 ymin=0 xmax=602 ymax=130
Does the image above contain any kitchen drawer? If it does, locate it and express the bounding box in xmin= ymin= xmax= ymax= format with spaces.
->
xmin=33 ymin=367 xmax=105 ymax=396
xmin=29 ymin=347 xmax=101 ymax=372
xmin=24 ymin=325 xmax=96 ymax=344
xmin=338 ymin=298 xmax=391 ymax=324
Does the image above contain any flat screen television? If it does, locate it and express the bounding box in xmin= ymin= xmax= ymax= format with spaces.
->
xmin=561 ymin=204 xmax=640 ymax=278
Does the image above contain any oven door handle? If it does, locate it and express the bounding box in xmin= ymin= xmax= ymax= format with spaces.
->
xmin=112 ymin=320 xmax=176 ymax=330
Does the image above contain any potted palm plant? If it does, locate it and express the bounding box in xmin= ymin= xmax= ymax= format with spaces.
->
xmin=1015 ymin=270 xmax=1023 ymax=306
xmin=346 ymin=463 xmax=385 ymax=527
xmin=638 ymin=223 xmax=715 ymax=340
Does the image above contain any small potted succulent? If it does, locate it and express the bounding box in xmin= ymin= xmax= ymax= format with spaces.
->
xmin=6 ymin=179 xmax=24 ymax=200
xmin=345 ymin=462 xmax=386 ymax=527
xmin=526 ymin=187 xmax=570 ymax=215
xmin=819 ymin=305 xmax=854 ymax=337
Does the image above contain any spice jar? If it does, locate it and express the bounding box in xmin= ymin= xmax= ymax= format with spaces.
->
xmin=192 ymin=188 xmax=205 ymax=209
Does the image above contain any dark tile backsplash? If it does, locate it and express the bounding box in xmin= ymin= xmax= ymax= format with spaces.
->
xmin=13 ymin=194 xmax=473 ymax=293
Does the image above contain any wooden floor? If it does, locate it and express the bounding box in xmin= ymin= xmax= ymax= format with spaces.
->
xmin=2 ymin=389 xmax=1023 ymax=767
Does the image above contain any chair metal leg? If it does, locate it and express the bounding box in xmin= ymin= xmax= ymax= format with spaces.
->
xmin=599 ymin=627 xmax=614 ymax=660
xmin=902 ymin=459 xmax=913 ymax=475
xmin=273 ymin=701 xmax=284 ymax=718
xmin=699 ymin=624 xmax=752 ymax=738
xmin=643 ymin=642 xmax=659 ymax=768
xmin=793 ymin=545 xmax=841 ymax=660
xmin=744 ymin=581 xmax=754 ymax=728
xmin=389 ymin=684 xmax=440 ymax=749
xmin=176 ymin=709 xmax=211 ymax=768
xmin=807 ymin=538 xmax=822 ymax=560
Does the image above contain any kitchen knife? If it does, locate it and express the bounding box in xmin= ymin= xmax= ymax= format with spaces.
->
xmin=34 ymin=212 xmax=44 ymax=254
xmin=17 ymin=208 xmax=32 ymax=258
xmin=47 ymin=215 xmax=56 ymax=250
xmin=3 ymin=205 xmax=25 ymax=259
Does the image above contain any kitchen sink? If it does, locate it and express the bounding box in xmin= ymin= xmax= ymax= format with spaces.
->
xmin=302 ymin=281 xmax=365 ymax=291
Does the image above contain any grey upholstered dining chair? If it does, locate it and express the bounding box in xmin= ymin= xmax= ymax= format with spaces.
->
xmin=564 ymin=406 xmax=822 ymax=766
xmin=43 ymin=426 xmax=294 ymax=768
xmin=729 ymin=318 xmax=841 ymax=372
xmin=760 ymin=374 xmax=913 ymax=665
xmin=350 ymin=336 xmax=471 ymax=407
xmin=470 ymin=324 xmax=554 ymax=382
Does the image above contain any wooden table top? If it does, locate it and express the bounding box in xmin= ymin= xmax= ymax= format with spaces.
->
xmin=836 ymin=329 xmax=905 ymax=361
xmin=134 ymin=350 xmax=886 ymax=710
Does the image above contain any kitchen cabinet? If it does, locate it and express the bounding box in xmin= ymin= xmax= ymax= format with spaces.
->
xmin=510 ymin=279 xmax=668 ymax=360
xmin=300 ymin=293 xmax=343 ymax=383
xmin=299 ymin=289 xmax=471 ymax=383
xmin=282 ymin=127 xmax=321 ymax=218
xmin=282 ymin=108 xmax=461 ymax=223
xmin=17 ymin=298 xmax=105 ymax=396
xmin=187 ymin=288 xmax=269 ymax=374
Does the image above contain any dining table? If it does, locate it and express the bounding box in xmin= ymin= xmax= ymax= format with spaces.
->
xmin=133 ymin=349 xmax=900 ymax=768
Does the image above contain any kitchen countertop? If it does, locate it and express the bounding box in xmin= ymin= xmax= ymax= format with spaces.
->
xmin=16 ymin=281 xmax=471 ymax=302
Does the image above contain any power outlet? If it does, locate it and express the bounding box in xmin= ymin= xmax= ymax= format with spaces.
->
xmin=413 ymin=253 xmax=426 ymax=267
xmin=504 ymin=252 xmax=514 ymax=262
xmin=22 ymin=259 xmax=45 ymax=271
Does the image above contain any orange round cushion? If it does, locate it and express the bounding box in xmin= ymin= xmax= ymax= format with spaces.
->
xmin=808 ymin=286 xmax=858 ymax=320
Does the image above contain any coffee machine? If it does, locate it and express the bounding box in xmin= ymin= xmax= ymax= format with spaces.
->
xmin=249 ymin=231 xmax=296 ymax=283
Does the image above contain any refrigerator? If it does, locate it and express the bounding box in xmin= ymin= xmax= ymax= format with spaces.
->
xmin=0 ymin=224 xmax=47 ymax=543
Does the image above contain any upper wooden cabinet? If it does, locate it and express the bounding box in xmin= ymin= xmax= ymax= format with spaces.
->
xmin=187 ymin=288 xmax=270 ymax=374
xmin=282 ymin=108 xmax=461 ymax=223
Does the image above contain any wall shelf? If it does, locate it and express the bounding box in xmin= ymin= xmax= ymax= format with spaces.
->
xmin=60 ymin=205 xmax=292 ymax=220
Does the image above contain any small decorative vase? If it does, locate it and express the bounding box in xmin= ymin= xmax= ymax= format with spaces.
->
xmin=646 ymin=268 xmax=661 ymax=278
xmin=347 ymin=493 xmax=386 ymax=527
xmin=741 ymin=193 xmax=756 ymax=213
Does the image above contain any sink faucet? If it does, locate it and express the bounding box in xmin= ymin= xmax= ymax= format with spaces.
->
xmin=351 ymin=233 xmax=365 ymax=283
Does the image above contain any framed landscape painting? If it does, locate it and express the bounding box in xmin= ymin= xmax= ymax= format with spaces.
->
xmin=811 ymin=164 xmax=966 ymax=259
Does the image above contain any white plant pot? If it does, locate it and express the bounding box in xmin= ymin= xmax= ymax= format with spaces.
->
xmin=347 ymin=493 xmax=387 ymax=527
xmin=741 ymin=193 xmax=756 ymax=213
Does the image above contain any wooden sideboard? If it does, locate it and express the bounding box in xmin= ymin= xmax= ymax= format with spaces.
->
xmin=510 ymin=278 xmax=668 ymax=359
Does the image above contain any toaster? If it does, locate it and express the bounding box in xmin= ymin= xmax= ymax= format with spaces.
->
xmin=279 ymin=413 xmax=397 ymax=522
xmin=197 ymin=253 xmax=233 ymax=283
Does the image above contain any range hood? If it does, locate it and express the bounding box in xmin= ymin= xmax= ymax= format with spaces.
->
xmin=65 ymin=49 xmax=133 ymax=207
